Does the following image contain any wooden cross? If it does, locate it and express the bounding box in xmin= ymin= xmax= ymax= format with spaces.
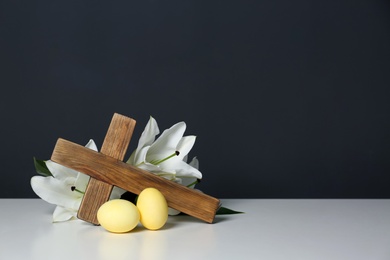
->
xmin=50 ymin=113 xmax=220 ymax=224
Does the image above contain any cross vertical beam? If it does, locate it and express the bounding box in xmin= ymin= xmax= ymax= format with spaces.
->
xmin=77 ymin=113 xmax=136 ymax=224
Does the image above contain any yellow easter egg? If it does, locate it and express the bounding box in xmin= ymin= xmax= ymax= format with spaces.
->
xmin=137 ymin=188 xmax=168 ymax=230
xmin=97 ymin=199 xmax=139 ymax=233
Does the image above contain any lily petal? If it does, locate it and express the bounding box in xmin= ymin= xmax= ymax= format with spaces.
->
xmin=110 ymin=187 xmax=126 ymax=199
xmin=137 ymin=162 xmax=163 ymax=173
xmin=73 ymin=172 xmax=90 ymax=193
xmin=45 ymin=160 xmax=78 ymax=181
xmin=85 ymin=139 xmax=98 ymax=151
xmin=31 ymin=176 xmax=81 ymax=210
xmin=189 ymin=156 xmax=199 ymax=170
xmin=133 ymin=146 xmax=151 ymax=166
xmin=148 ymin=122 xmax=186 ymax=161
xmin=148 ymin=157 xmax=178 ymax=174
xmin=174 ymin=160 xmax=202 ymax=179
xmin=168 ymin=208 xmax=181 ymax=216
xmin=52 ymin=206 xmax=77 ymax=222
xmin=128 ymin=117 xmax=160 ymax=164
xmin=137 ymin=116 xmax=160 ymax=149
xmin=176 ymin=136 xmax=196 ymax=160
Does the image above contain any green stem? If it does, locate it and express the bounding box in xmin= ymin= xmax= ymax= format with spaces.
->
xmin=186 ymin=179 xmax=199 ymax=188
xmin=152 ymin=151 xmax=180 ymax=165
xmin=71 ymin=186 xmax=85 ymax=194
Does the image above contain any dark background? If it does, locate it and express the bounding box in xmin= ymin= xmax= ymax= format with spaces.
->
xmin=1 ymin=1 xmax=389 ymax=198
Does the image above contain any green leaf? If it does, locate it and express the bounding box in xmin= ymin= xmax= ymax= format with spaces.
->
xmin=33 ymin=157 xmax=53 ymax=177
xmin=216 ymin=206 xmax=244 ymax=215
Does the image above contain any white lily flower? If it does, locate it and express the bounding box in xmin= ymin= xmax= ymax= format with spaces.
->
xmin=127 ymin=117 xmax=202 ymax=216
xmin=127 ymin=116 xmax=202 ymax=183
xmin=31 ymin=139 xmax=125 ymax=222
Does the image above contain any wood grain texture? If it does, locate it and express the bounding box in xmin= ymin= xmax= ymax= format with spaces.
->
xmin=52 ymin=138 xmax=221 ymax=223
xmin=76 ymin=113 xmax=136 ymax=224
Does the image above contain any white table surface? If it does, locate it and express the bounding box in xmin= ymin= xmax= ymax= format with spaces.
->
xmin=1 ymin=199 xmax=390 ymax=260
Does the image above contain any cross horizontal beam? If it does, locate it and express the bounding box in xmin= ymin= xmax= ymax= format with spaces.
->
xmin=51 ymin=138 xmax=221 ymax=223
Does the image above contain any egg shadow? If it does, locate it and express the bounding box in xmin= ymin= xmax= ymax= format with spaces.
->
xmin=133 ymin=221 xmax=176 ymax=232
xmin=159 ymin=221 xmax=175 ymax=230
